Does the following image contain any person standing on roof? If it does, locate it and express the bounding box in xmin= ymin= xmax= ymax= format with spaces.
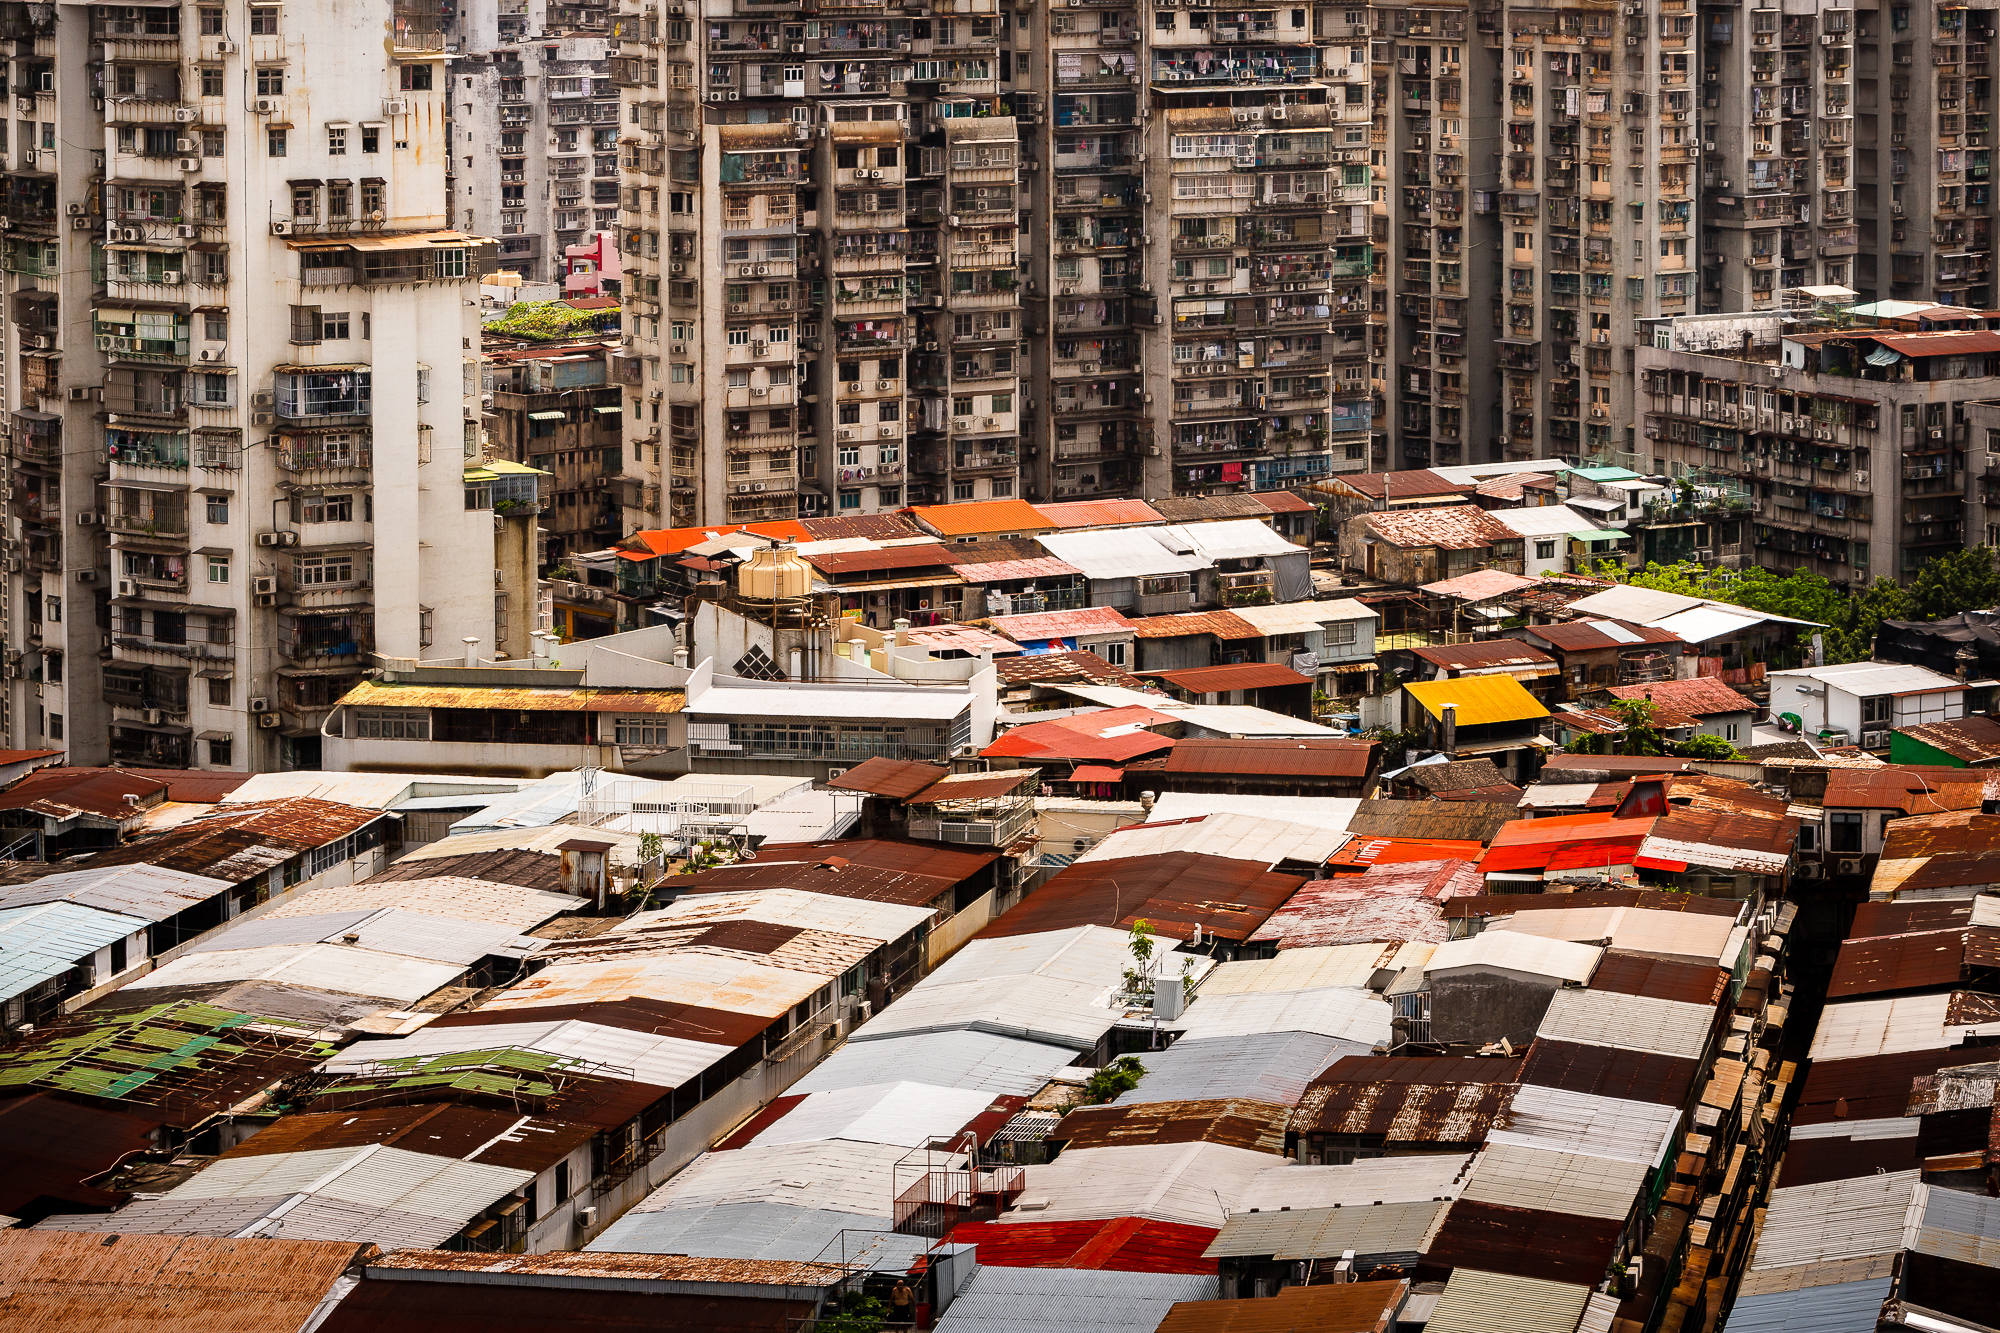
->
xmin=890 ymin=1278 xmax=916 ymax=1327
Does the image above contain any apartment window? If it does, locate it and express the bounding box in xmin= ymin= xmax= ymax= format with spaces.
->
xmin=207 ymin=555 xmax=229 ymax=584
xmin=267 ymin=128 xmax=286 ymax=156
xmin=200 ymin=67 xmax=223 ymax=97
xmin=399 ymin=64 xmax=433 ymax=91
xmin=302 ymin=494 xmax=353 ymax=523
xmin=991 ymin=477 xmax=1014 ymax=498
xmin=355 ymin=709 xmax=429 ymax=739
xmin=291 ymin=186 xmax=316 ymax=218
xmin=953 ymin=480 xmax=975 ymax=500
xmin=1828 ymin=811 xmax=1862 ymax=853
xmin=199 ymin=6 xmax=224 ymax=33
xmin=295 ymin=553 xmax=354 ymax=585
xmin=202 ymin=128 xmax=224 ymax=156
xmin=1534 ymin=539 xmax=1556 ymax=560
xmin=328 ymin=126 xmax=347 ymax=155
xmin=196 ymin=372 xmax=232 ymax=405
xmin=361 ymin=181 xmax=384 ymax=215
xmin=321 ymin=311 xmax=350 ymax=339
xmin=206 ymin=495 xmax=229 ymax=523
xmin=361 ymin=126 xmax=380 ymax=153
xmin=1861 ymin=695 xmax=1892 ymax=725
xmin=838 ymin=489 xmax=861 ymax=510
xmin=208 ymin=737 xmax=232 ymax=765
xmin=328 ymin=183 xmax=349 ymax=216
xmin=256 ymin=66 xmax=284 ymax=95
xmin=48 ymin=713 xmax=61 ymax=741
xmin=208 ymin=676 xmax=232 ymax=706
xmin=249 ymin=4 xmax=278 ymax=33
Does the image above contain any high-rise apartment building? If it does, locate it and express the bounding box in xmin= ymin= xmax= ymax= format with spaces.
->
xmin=0 ymin=0 xmax=533 ymax=770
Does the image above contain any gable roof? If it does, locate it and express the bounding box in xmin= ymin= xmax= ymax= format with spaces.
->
xmin=1607 ymin=676 xmax=1757 ymax=717
xmin=907 ymin=499 xmax=1052 ymax=537
xmin=1404 ymin=675 xmax=1552 ymax=725
xmin=1361 ymin=505 xmax=1516 ymax=551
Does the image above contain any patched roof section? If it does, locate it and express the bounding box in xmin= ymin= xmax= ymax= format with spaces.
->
xmin=1360 ymin=504 xmax=1517 ymax=550
xmin=1057 ymin=1099 xmax=1291 ymax=1155
xmin=1607 ymin=676 xmax=1757 ymax=717
xmin=1292 ymin=1055 xmax=1522 ymax=1142
xmin=1250 ymin=859 xmax=1478 ymax=950
xmin=76 ymin=798 xmax=390 ymax=883
xmin=1896 ymin=715 xmax=2000 ymax=764
xmin=994 ymin=650 xmax=1145 ymax=689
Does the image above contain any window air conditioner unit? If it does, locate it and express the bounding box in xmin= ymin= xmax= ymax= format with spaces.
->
xmin=382 ymin=98 xmax=410 ymax=115
xmin=254 ymin=96 xmax=283 ymax=114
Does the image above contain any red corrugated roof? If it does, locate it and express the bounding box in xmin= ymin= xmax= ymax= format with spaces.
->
xmin=948 ymin=1218 xmax=1219 ymax=1273
xmin=1033 ymin=499 xmax=1168 ymax=529
xmin=989 ymin=605 xmax=1136 ymax=644
xmin=1477 ymin=811 xmax=1655 ymax=873
xmin=981 ymin=705 xmax=1179 ymax=762
xmin=1326 ymin=836 xmax=1488 ymax=870
xmin=948 ymin=556 xmax=1081 ymax=583
xmin=1127 ymin=610 xmax=1262 ymax=640
xmin=800 ymin=544 xmax=955 ymax=576
xmin=1147 ymin=662 xmax=1314 ymax=693
xmin=1252 ymin=490 xmax=1317 ymax=515
xmin=618 ymin=522 xmax=813 ymax=558
xmin=1870 ymin=329 xmax=2000 ymax=357
xmin=1165 ymin=738 xmax=1377 ymax=779
xmin=907 ymin=499 xmax=1053 ymax=536
xmin=1607 ymin=676 xmax=1756 ymax=717
xmin=978 ymin=851 xmax=1307 ymax=942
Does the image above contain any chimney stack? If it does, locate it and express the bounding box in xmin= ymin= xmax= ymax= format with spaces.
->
xmin=462 ymin=637 xmax=480 ymax=669
xmin=1441 ymin=703 xmax=1458 ymax=758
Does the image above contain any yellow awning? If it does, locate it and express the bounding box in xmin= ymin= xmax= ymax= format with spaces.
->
xmin=1404 ymin=674 xmax=1551 ymax=725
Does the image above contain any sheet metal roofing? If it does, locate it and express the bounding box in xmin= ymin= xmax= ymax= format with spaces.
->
xmin=78 ymin=798 xmax=389 ymax=881
xmin=1033 ymin=498 xmax=1169 ymax=528
xmin=1234 ymin=1154 xmax=1476 ymax=1212
xmin=1458 ymin=1142 xmax=1651 ymax=1221
xmin=1203 ymin=1201 xmax=1444 ymax=1261
xmin=127 ymin=942 xmax=464 ymax=1007
xmin=1828 ymin=929 xmax=1982 ymax=998
xmin=319 ymin=1016 xmax=732 ymax=1091
xmin=824 ymin=756 xmax=949 ymax=800
xmin=261 ymin=875 xmax=579 ymax=931
xmin=1423 ymin=931 xmax=1602 ymax=983
xmin=0 ymin=1232 xmax=374 ymax=1333
xmin=365 ymin=849 xmax=567 ymax=893
xmin=0 ymin=901 xmax=149 ymax=1002
xmin=1606 ymin=675 xmax=1756 ymax=716
xmin=1749 ymin=1171 xmax=1922 ymax=1271
xmin=656 ymin=837 xmax=995 ymax=907
xmin=908 ymin=498 xmax=1052 ymax=537
xmin=910 ymin=769 xmax=1039 ymax=804
xmin=1037 ymin=529 xmax=1215 ymax=580
xmin=475 ymin=949 xmax=831 ymax=1021
xmin=1517 ymin=1040 xmax=1701 ymax=1107
xmin=220 ymin=1105 xmax=596 ymax=1175
xmin=1291 ymin=1055 xmax=1517 ymax=1143
xmin=1345 ymin=799 xmax=1523 ymax=844
xmin=1490 ymin=904 xmax=1739 ymax=967
xmin=988 ymin=605 xmax=1137 ymax=643
xmin=617 ymin=886 xmax=933 ymax=947
xmin=1152 ymin=1281 xmax=1411 ymax=1333
xmin=1404 ymin=674 xmax=1552 ymax=725
xmin=983 ymin=705 xmax=1179 ymax=764
xmin=787 ymin=1029 xmax=1081 ymax=1098
xmin=0 ymin=864 xmax=232 ymax=921
xmin=1361 ymin=504 xmax=1516 ymax=550
xmin=336 ymin=678 xmax=686 ymax=714
xmin=184 ymin=907 xmax=534 ymax=968
xmin=1172 ymin=985 xmax=1393 ymax=1045
xmin=1488 ymin=1084 xmax=1680 ymax=1166
xmin=585 ymin=1200 xmax=892 ymax=1262
xmin=626 ymin=1139 xmax=948 ymax=1218
xmin=1410 ymin=641 xmax=1558 ymax=673
xmin=1726 ymin=1276 xmax=1897 ymax=1333
xmin=1111 ymin=1032 xmax=1361 ymax=1108
xmin=1163 ymin=738 xmax=1377 ymax=780
xmin=936 ymin=1266 xmax=1220 ymax=1333
xmin=0 ymin=766 xmax=171 ymax=821
xmin=1896 ymin=714 xmax=2000 ymax=764
xmin=1772 ymin=660 xmax=1969 ymax=697
xmin=1148 ymin=662 xmax=1314 ymax=693
xmin=1424 ymin=1269 xmax=1593 ymax=1333
xmin=1076 ymin=811 xmax=1347 ymax=868
xmin=1056 ymin=1099 xmax=1291 ymax=1155
xmin=1006 ymin=1141 xmax=1278 ymax=1228
xmin=978 ymin=851 xmax=1307 ymax=944
xmin=742 ymin=1081 xmax=996 ymax=1149
xmin=1534 ymin=987 xmax=1715 ymax=1060
xmin=1820 ymin=767 xmax=1993 ymax=813
xmin=1808 ymin=993 xmax=1971 ymax=1061
xmin=1526 ymin=617 xmax=1683 ymax=651
xmin=1125 ymin=610 xmax=1264 ymax=641
xmin=1421 ymin=569 xmax=1538 ymax=601
xmin=1424 ymin=1199 xmax=1623 ymax=1286
xmin=948 ymin=1218 xmax=1221 ymax=1274
xmin=993 ymin=650 xmax=1145 ymax=689
xmin=1249 ymin=861 xmax=1476 ymax=950
xmin=1201 ymin=943 xmax=1436 ymax=997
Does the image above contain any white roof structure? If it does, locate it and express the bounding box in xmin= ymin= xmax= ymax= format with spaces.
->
xmin=626 ymin=1140 xmax=960 ymax=1219
xmin=1160 ymin=519 xmax=1300 ymax=561
xmin=1172 ymin=985 xmax=1392 ymax=1045
xmin=0 ymin=864 xmax=232 ymax=921
xmin=1649 ymin=606 xmax=1768 ymax=646
xmin=1037 ymin=529 xmax=1214 ymax=581
xmin=1423 ymin=932 xmax=1602 ymax=985
xmin=1535 ymin=988 xmax=1716 ymax=1061
xmin=1049 ymin=684 xmax=1342 ymax=738
xmin=318 ymin=1017 xmax=734 ymax=1089
xmin=925 ymin=925 xmax=1134 ymax=989
xmin=1425 ymin=1269 xmax=1592 ymax=1333
xmin=620 ymin=888 xmax=933 ymax=945
xmin=1809 ymin=993 xmax=1973 ymax=1061
xmin=1431 ymin=459 xmax=1576 ymax=485
xmin=1112 ymin=1032 xmax=1367 ymax=1108
xmin=1748 ymin=1172 xmax=1923 ymax=1271
xmin=1233 ymin=1154 xmax=1474 ymax=1213
xmin=1004 ymin=1142 xmax=1276 ymax=1227
xmin=745 ymin=1081 xmax=995 ymax=1149
xmin=128 ymin=942 xmax=466 ymax=1005
xmin=1490 ymin=905 xmax=1739 ymax=967
xmin=689 ymin=682 xmax=975 ymax=722
xmin=1201 ymin=943 xmax=1434 ymax=996
xmin=1458 ymin=1143 xmax=1652 ymax=1221
xmin=584 ymin=1201 xmax=895 ymax=1261
xmin=1487 ymin=505 xmax=1604 ymax=538
xmin=1768 ymin=660 xmax=1971 ymax=698
xmin=1225 ymin=600 xmax=1379 ymax=635
xmin=1076 ymin=811 xmax=1348 ymax=868
xmin=263 ymin=876 xmax=580 ymax=931
xmin=225 ymin=772 xmax=526 ymax=809
xmin=188 ymin=908 xmax=536 ymax=968
xmin=934 ymin=1268 xmax=1219 ymax=1333
xmin=790 ymin=1029 xmax=1081 ymax=1098
xmin=396 ymin=824 xmax=646 ymax=862
xmin=846 ymin=973 xmax=1119 ymax=1049
xmin=1145 ymin=792 xmax=1362 ymax=832
xmin=480 ymin=951 xmax=832 ymax=1019
xmin=1486 ymin=1085 xmax=1681 ymax=1166
xmin=1563 ymin=585 xmax=1707 ymax=623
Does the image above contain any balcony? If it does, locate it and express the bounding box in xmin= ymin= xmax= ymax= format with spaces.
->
xmin=274 ymin=369 xmax=373 ymax=422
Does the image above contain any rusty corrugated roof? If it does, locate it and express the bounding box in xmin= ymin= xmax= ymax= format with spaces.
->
xmin=1345 ymin=799 xmax=1520 ymax=844
xmin=977 ymin=851 xmax=1306 ymax=943
xmin=1033 ymin=499 xmax=1169 ymax=529
xmin=1146 ymin=662 xmax=1314 ymax=693
xmin=1606 ymin=677 xmax=1756 ymax=717
xmin=1528 ymin=619 xmax=1684 ymax=651
xmin=1293 ymin=1055 xmax=1520 ymax=1141
xmin=1584 ymin=950 xmax=1732 ymax=1007
xmin=1419 ymin=570 xmax=1537 ymax=602
xmin=948 ymin=1218 xmax=1219 ymax=1273
xmin=335 ymin=679 xmax=685 ymax=714
xmin=1424 ymin=1199 xmax=1624 ymax=1287
xmin=909 ymin=769 xmax=1037 ymax=804
xmin=1868 ymin=328 xmax=2000 ymax=357
xmin=798 ymin=543 xmax=955 ymax=576
xmin=78 ymin=798 xmax=391 ymax=882
xmin=1250 ymin=860 xmax=1477 ymax=950
xmin=1518 ymin=1039 xmax=1699 ymax=1107
xmin=1851 ymin=899 xmax=1975 ymax=937
xmin=1127 ymin=610 xmax=1263 ymax=640
xmin=1362 ymin=504 xmax=1516 ymax=551
xmin=798 ymin=512 xmax=926 ymax=541
xmin=363 ymin=1249 xmax=851 ymax=1286
xmin=1443 ymin=890 xmax=1742 ymax=921
xmin=657 ymin=838 xmax=995 ymax=907
xmin=1410 ymin=642 xmax=1557 ymax=672
xmin=220 ymin=1104 xmax=598 ymax=1173
xmin=1057 ymin=1099 xmax=1291 ymax=1154
xmin=1149 ymin=495 xmax=1275 ymax=523
xmin=0 ymin=767 xmax=170 ymax=821
xmin=1165 ymin=738 xmax=1377 ymax=780
xmin=1896 ymin=715 xmax=2000 ymax=764
xmin=1341 ymin=471 xmax=1474 ymax=500
xmin=1827 ymin=928 xmax=1982 ymax=999
xmin=824 ymin=756 xmax=948 ymax=800
xmin=1821 ymin=767 xmax=1992 ymax=813
xmin=994 ymin=650 xmax=1145 ymax=689
xmin=1153 ymin=1280 xmax=1411 ymax=1333
xmin=0 ymin=1092 xmax=161 ymax=1217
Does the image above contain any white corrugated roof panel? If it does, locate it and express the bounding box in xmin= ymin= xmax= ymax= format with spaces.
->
xmin=789 ymin=1030 xmax=1081 ymax=1098
xmin=934 ymin=1266 xmax=1219 ymax=1333
xmin=1146 ymin=793 xmax=1362 ymax=833
xmin=1037 ymin=529 xmax=1214 ymax=581
xmin=0 ymin=864 xmax=232 ymax=921
xmin=1727 ymin=1277 xmax=1898 ymax=1333
xmin=1172 ymin=985 xmax=1392 ymax=1045
xmin=262 ymin=875 xmax=581 ymax=930
xmin=226 ymin=771 xmax=525 ymax=808
xmin=161 ymin=1143 xmax=531 ymax=1230
xmin=1227 ymin=599 xmax=1379 ymax=634
xmin=1535 ymin=988 xmax=1715 ymax=1061
xmin=1424 ymin=932 xmax=1602 ymax=984
xmin=748 ymin=1081 xmax=997 ymax=1149
xmin=398 ymin=824 xmax=646 ymax=861
xmin=1808 ymin=994 xmax=1968 ymax=1061
xmin=1425 ymin=1269 xmax=1592 ymax=1333
xmin=691 ymin=683 xmax=974 ymax=722
xmin=0 ymin=902 xmax=150 ymax=1004
xmin=1768 ymin=661 xmax=1967 ymax=697
xmin=479 ymin=951 xmax=831 ymax=1019
xmin=924 ymin=925 xmax=1135 ymax=989
xmin=1163 ymin=519 xmax=1300 ymax=561
xmin=1235 ymin=1155 xmax=1476 ymax=1211
xmin=188 ymin=907 xmax=536 ymax=967
xmin=1165 ymin=705 xmax=1345 ymax=739
xmin=1204 ymin=1201 xmax=1447 ymax=1261
xmin=128 ymin=942 xmax=464 ymax=1005
xmin=1748 ymin=1171 xmax=1923 ymax=1271
xmin=1077 ymin=813 xmax=1347 ymax=868
xmin=1487 ymin=1084 xmax=1681 ymax=1166
xmin=622 ymin=887 xmax=932 ymax=945
xmin=1649 ymin=606 xmax=1763 ymax=646
xmin=1201 ymin=944 xmax=1427 ymax=996
xmin=1004 ymin=1142 xmax=1278 ymax=1228
xmin=628 ymin=1140 xmax=959 ymax=1218
xmin=1563 ymin=585 xmax=1707 ymax=623
xmin=1487 ymin=505 xmax=1603 ymax=538
xmin=1114 ymin=1032 xmax=1370 ymax=1108
xmin=318 ymin=1017 xmax=733 ymax=1090
xmin=586 ymin=1201 xmax=893 ymax=1260
xmin=1491 ymin=905 xmax=1738 ymax=966
xmin=844 ymin=974 xmax=1118 ymax=1050
xmin=1458 ymin=1143 xmax=1650 ymax=1221
xmin=1910 ymin=1181 xmax=2000 ymax=1266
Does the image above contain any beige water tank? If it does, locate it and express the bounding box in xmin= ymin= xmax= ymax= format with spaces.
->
xmin=737 ymin=541 xmax=812 ymax=601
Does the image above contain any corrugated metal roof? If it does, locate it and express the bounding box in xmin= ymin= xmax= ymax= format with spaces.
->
xmin=1424 ymin=1199 xmax=1623 ymax=1286
xmin=1726 ymin=1276 xmax=1896 ymax=1333
xmin=1126 ymin=610 xmax=1263 ymax=641
xmin=994 ymin=650 xmax=1144 ymax=689
xmin=0 ymin=767 xmax=171 ymax=821
xmin=627 ymin=1139 xmax=952 ymax=1218
xmin=1517 ymin=1040 xmax=1699 ymax=1108
xmin=0 ymin=1232 xmax=373 ymax=1333
xmin=1492 ymin=905 xmax=1738 ymax=967
xmin=1291 ymin=1058 xmax=1515 ymax=1143
xmin=1404 ymin=675 xmax=1551 ymax=726
xmin=1036 ymin=530 xmax=1214 ymax=581
xmin=1078 ymin=813 xmax=1346 ymax=870
xmin=948 ymin=1218 xmax=1221 ymax=1274
xmin=79 ymin=798 xmax=391 ymax=882
xmin=909 ymin=499 xmax=1053 ymax=537
xmin=656 ymin=837 xmax=995 ymax=908
xmin=1606 ymin=676 xmax=1755 ymax=716
xmin=336 ymin=678 xmax=686 ymax=714
xmin=1411 ymin=642 xmax=1557 ymax=672
xmin=186 ymin=907 xmax=534 ymax=967
xmin=477 ymin=950 xmax=832 ymax=1020
xmin=366 ymin=850 xmax=567 ymax=892
xmin=789 ymin=1030 xmax=1081 ymax=1098
xmin=824 ymin=756 xmax=949 ymax=799
xmin=0 ymin=864 xmax=233 ymax=922
xmin=1487 ymin=1084 xmax=1679 ymax=1166
xmin=936 ymin=1265 xmax=1220 ymax=1333
xmin=1249 ymin=864 xmax=1473 ymax=951
xmin=1173 ymin=986 xmax=1393 ymax=1045
xmin=744 ymin=1081 xmax=996 ymax=1149
xmin=1034 ymin=498 xmax=1169 ymax=528
xmin=262 ymin=875 xmax=578 ymax=930
xmin=1421 ymin=570 xmax=1538 ymax=601
xmin=982 ymin=707 xmax=1179 ymax=764
xmin=1749 ymin=1172 xmax=1921 ymax=1271
xmin=221 ymin=1105 xmax=596 ymax=1174
xmin=1585 ymin=951 xmax=1732 ymax=1006
xmin=1424 ymin=932 xmax=1601 ymax=984
xmin=1203 ymin=943 xmax=1435 ymax=997
xmin=128 ymin=942 xmax=464 ymax=1006
xmin=1534 ymin=988 xmax=1714 ymax=1061
xmin=1204 ymin=1201 xmax=1445 ymax=1260
xmin=0 ymin=901 xmax=149 ymax=1003
xmin=1345 ymin=800 xmax=1522 ymax=844
xmin=619 ymin=887 xmax=934 ymax=946
xmin=979 ymin=852 xmax=1307 ymax=945
xmin=1423 ymin=1269 xmax=1592 ymax=1333
xmin=1164 ymin=739 xmax=1377 ymax=781
xmin=990 ymin=605 xmax=1137 ymax=644
xmin=1909 ymin=1182 xmax=2000 ymax=1265
xmin=1235 ymin=1154 xmax=1476 ymax=1211
xmin=1148 ymin=662 xmax=1313 ymax=693
xmin=910 ymin=769 xmax=1038 ymax=804
xmin=1897 ymin=715 xmax=2000 ymax=764
xmin=1005 ymin=1142 xmax=1277 ymax=1228
xmin=1112 ymin=1033 xmax=1362 ymax=1109
xmin=1362 ymin=505 xmax=1516 ymax=551
xmin=799 ymin=542 xmax=954 ymax=576
xmin=1809 ymin=993 xmax=1970 ymax=1061
xmin=586 ymin=1201 xmax=892 ymax=1261
xmin=1828 ymin=929 xmax=1975 ymax=999
xmin=1057 ymin=1099 xmax=1290 ymax=1155
xmin=365 ymin=1248 xmax=855 ymax=1288
xmin=319 ymin=1016 xmax=732 ymax=1090
xmin=1151 ymin=1280 xmax=1410 ymax=1333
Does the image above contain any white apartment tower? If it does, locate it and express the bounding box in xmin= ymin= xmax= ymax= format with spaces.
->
xmin=0 ymin=0 xmax=532 ymax=770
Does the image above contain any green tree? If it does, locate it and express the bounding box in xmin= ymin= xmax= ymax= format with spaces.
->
xmin=1905 ymin=547 xmax=2000 ymax=622
xmin=1079 ymin=1055 xmax=1147 ymax=1105
xmin=1673 ymin=733 xmax=1741 ymax=761
xmin=1602 ymin=696 xmax=1667 ymax=757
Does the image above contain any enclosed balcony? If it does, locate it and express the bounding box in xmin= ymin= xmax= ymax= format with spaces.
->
xmin=274 ymin=368 xmax=372 ymax=422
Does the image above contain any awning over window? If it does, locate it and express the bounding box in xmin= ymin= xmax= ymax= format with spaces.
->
xmin=528 ymin=410 xmax=566 ymax=421
xmin=1865 ymin=346 xmax=1904 ymax=366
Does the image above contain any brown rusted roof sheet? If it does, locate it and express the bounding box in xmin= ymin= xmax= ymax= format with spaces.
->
xmin=0 ymin=767 xmax=170 ymax=821
xmin=1850 ymin=898 xmax=1973 ymax=938
xmin=1403 ymin=758 xmax=1510 ymax=794
xmin=1249 ymin=860 xmax=1479 ymax=949
xmin=1868 ymin=328 xmax=2000 ymax=357
xmin=1586 ymin=951 xmax=1732 ymax=1007
xmin=1827 ymin=929 xmax=1977 ymax=999
xmin=336 ymin=679 xmax=686 ymax=715
xmin=364 ymin=1249 xmax=851 ymax=1286
xmin=1409 ymin=642 xmax=1557 ymax=672
xmin=1150 ymin=495 xmax=1276 ymax=523
xmin=823 ymin=756 xmax=948 ymax=800
xmin=909 ymin=769 xmax=1038 ymax=803
xmin=220 ymin=1105 xmax=598 ymax=1173
xmin=1607 ymin=677 xmax=1757 ymax=717
xmin=1057 ymin=1098 xmax=1292 ymax=1154
xmin=1897 ymin=715 xmax=2000 ymax=765
xmin=79 ymin=798 xmax=392 ymax=882
xmin=0 ymin=1092 xmax=162 ymax=1217
xmin=1127 ymin=610 xmax=1263 ymax=640
xmin=1947 ymin=990 xmax=2000 ymax=1027
xmin=1166 ymin=738 xmax=1378 ymax=780
xmin=1518 ymin=1039 xmax=1700 ymax=1107
xmin=799 ymin=543 xmax=954 ymax=576
xmin=1778 ymin=1133 xmax=1930 ymax=1189
xmin=0 ymin=1232 xmax=376 ymax=1333
xmin=656 ymin=838 xmax=995 ymax=907
xmin=1540 ymin=754 xmax=1696 ymax=775
xmin=1361 ymin=504 xmax=1516 ymax=551
xmin=798 ymin=512 xmax=926 ymax=541
xmin=366 ymin=848 xmax=564 ymax=891
xmin=1153 ymin=1280 xmax=1411 ymax=1333
xmin=429 ymin=996 xmax=773 ymax=1050
xmin=1253 ymin=490 xmax=1317 ymax=516
xmin=1344 ymin=799 xmax=1521 ymax=844
xmin=1420 ymin=569 xmax=1538 ymax=602
xmin=1424 ymin=1199 xmax=1625 ymax=1286
xmin=1444 ymin=890 xmax=1743 ymax=920
xmin=1792 ymin=1046 xmax=2000 ymax=1126
xmin=977 ymin=851 xmax=1307 ymax=943
xmin=1821 ymin=767 xmax=1993 ymax=813
xmin=1341 ymin=470 xmax=1474 ymax=500
xmin=1147 ymin=662 xmax=1315 ymax=693
xmin=1293 ymin=1055 xmax=1521 ymax=1137
xmin=994 ymin=650 xmax=1145 ymax=689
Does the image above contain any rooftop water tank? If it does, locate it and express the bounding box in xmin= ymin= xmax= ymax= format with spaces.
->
xmin=737 ymin=540 xmax=812 ymax=602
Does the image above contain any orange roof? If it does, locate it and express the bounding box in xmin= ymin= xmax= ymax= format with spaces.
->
xmin=1034 ymin=499 xmax=1167 ymax=529
xmin=616 ymin=521 xmax=813 ymax=560
xmin=906 ymin=500 xmax=1053 ymax=537
xmin=1327 ymin=837 xmax=1488 ymax=870
xmin=1478 ymin=811 xmax=1656 ymax=873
